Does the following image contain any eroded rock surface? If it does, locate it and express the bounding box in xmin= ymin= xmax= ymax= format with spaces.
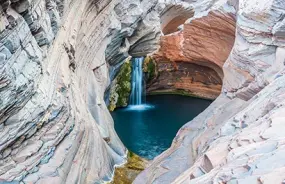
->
xmin=146 ymin=61 xmax=222 ymax=100
xmin=2 ymin=0 xmax=285 ymax=183
xmin=147 ymin=0 xmax=236 ymax=99
xmin=135 ymin=0 xmax=285 ymax=183
xmin=0 ymin=0 xmax=160 ymax=183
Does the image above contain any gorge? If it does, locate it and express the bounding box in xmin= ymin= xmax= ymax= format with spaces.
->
xmin=112 ymin=57 xmax=213 ymax=160
xmin=1 ymin=0 xmax=285 ymax=184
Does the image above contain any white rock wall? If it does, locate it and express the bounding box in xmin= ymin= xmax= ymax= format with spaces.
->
xmin=2 ymin=0 xmax=285 ymax=183
xmin=0 ymin=0 xmax=160 ymax=183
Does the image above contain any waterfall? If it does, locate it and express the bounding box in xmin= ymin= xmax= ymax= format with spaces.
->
xmin=130 ymin=57 xmax=144 ymax=105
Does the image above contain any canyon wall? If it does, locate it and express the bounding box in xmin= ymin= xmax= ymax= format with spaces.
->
xmin=0 ymin=0 xmax=160 ymax=183
xmin=145 ymin=60 xmax=222 ymax=100
xmin=1 ymin=0 xmax=285 ymax=183
xmin=146 ymin=1 xmax=236 ymax=100
xmin=135 ymin=0 xmax=285 ymax=183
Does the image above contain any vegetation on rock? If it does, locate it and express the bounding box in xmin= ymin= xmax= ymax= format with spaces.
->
xmin=143 ymin=56 xmax=157 ymax=82
xmin=109 ymin=151 xmax=149 ymax=184
xmin=108 ymin=58 xmax=132 ymax=111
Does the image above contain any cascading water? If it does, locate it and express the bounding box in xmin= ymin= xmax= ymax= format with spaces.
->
xmin=130 ymin=57 xmax=144 ymax=105
xmin=128 ymin=57 xmax=153 ymax=110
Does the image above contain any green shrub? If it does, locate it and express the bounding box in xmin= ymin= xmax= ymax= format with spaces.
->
xmin=109 ymin=58 xmax=132 ymax=111
xmin=143 ymin=56 xmax=157 ymax=82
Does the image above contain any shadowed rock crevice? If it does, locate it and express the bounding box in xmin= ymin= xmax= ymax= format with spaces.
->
xmin=146 ymin=60 xmax=222 ymax=100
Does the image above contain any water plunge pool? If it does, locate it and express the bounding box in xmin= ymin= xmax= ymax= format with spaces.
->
xmin=111 ymin=95 xmax=212 ymax=159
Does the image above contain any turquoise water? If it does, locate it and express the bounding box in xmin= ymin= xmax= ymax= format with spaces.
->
xmin=111 ymin=95 xmax=212 ymax=159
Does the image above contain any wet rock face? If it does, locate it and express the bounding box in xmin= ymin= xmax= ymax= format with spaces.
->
xmin=0 ymin=0 xmax=160 ymax=183
xmin=135 ymin=0 xmax=285 ymax=183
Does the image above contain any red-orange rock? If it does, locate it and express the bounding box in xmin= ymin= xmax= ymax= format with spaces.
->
xmin=146 ymin=61 xmax=222 ymax=100
xmin=149 ymin=10 xmax=236 ymax=99
xmin=183 ymin=11 xmax=236 ymax=74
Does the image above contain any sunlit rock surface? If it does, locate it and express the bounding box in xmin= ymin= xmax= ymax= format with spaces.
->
xmin=135 ymin=0 xmax=285 ymax=183
xmin=148 ymin=0 xmax=236 ymax=99
xmin=1 ymin=0 xmax=285 ymax=183
xmin=0 ymin=0 xmax=160 ymax=183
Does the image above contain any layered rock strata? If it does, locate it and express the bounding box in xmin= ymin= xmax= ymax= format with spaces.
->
xmin=135 ymin=0 xmax=285 ymax=183
xmin=146 ymin=60 xmax=222 ymax=100
xmin=160 ymin=3 xmax=194 ymax=35
xmin=0 ymin=0 xmax=160 ymax=183
xmin=2 ymin=0 xmax=285 ymax=183
xmin=147 ymin=0 xmax=236 ymax=99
